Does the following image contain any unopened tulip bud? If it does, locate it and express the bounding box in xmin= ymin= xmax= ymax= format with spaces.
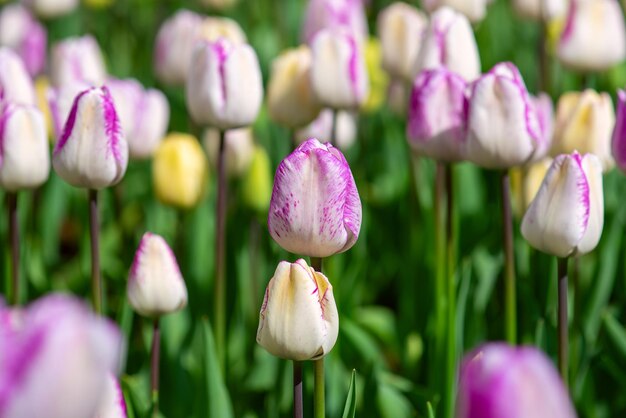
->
xmin=186 ymin=39 xmax=263 ymax=130
xmin=612 ymin=90 xmax=626 ymax=174
xmin=267 ymin=46 xmax=322 ymax=128
xmin=0 ymin=47 xmax=36 ymax=105
xmin=257 ymin=259 xmax=339 ymax=360
xmin=0 ymin=4 xmax=46 ymax=76
xmin=22 ymin=0 xmax=79 ymax=18
xmin=0 ymin=294 xmax=123 ymax=418
xmin=457 ymin=343 xmax=576 ymax=418
xmin=197 ymin=17 xmax=247 ymax=45
xmin=412 ymin=7 xmax=481 ymax=82
xmin=407 ymin=68 xmax=468 ymax=162
xmin=466 ymin=62 xmax=543 ymax=169
xmin=53 ymin=86 xmax=129 ymax=189
xmin=523 ymin=157 xmax=553 ymax=210
xmin=268 ymin=138 xmax=362 ymax=257
xmin=50 ymin=35 xmax=107 ymax=87
xmin=513 ymin=0 xmax=567 ymax=21
xmin=552 ymin=89 xmax=614 ymax=171
xmin=93 ymin=374 xmax=127 ymax=418
xmin=35 ymin=76 xmax=55 ymax=138
xmin=242 ymin=145 xmax=272 ymax=213
xmin=296 ymin=109 xmax=358 ymax=150
xmin=362 ymin=36 xmax=389 ymax=113
xmin=0 ymin=104 xmax=50 ymax=191
xmin=48 ymin=80 xmax=91 ymax=141
xmin=127 ymin=232 xmax=188 ymax=317
xmin=203 ymin=127 xmax=254 ymax=177
xmin=153 ymin=133 xmax=208 ymax=209
xmin=302 ymin=0 xmax=368 ymax=45
xmin=377 ymin=3 xmax=428 ymax=82
xmin=522 ymin=152 xmax=603 ymax=257
xmin=557 ymin=0 xmax=626 ymax=72
xmin=424 ymin=0 xmax=487 ymax=23
xmin=310 ymin=29 xmax=369 ymax=109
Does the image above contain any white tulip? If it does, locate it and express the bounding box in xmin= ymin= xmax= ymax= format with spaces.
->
xmin=50 ymin=35 xmax=106 ymax=87
xmin=0 ymin=47 xmax=36 ymax=105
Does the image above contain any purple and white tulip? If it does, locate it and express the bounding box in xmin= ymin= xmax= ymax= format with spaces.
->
xmin=0 ymin=4 xmax=46 ymax=76
xmin=412 ymin=7 xmax=481 ymax=82
xmin=612 ymin=89 xmax=626 ymax=174
xmin=0 ymin=103 xmax=49 ymax=191
xmin=268 ymin=138 xmax=361 ymax=257
xmin=50 ymin=35 xmax=107 ymax=88
xmin=127 ymin=232 xmax=188 ymax=317
xmin=407 ymin=68 xmax=468 ymax=162
xmin=52 ymin=86 xmax=129 ymax=189
xmin=93 ymin=374 xmax=127 ymax=418
xmin=107 ymin=78 xmax=170 ymax=160
xmin=257 ymin=259 xmax=339 ymax=361
xmin=21 ymin=0 xmax=79 ymax=18
xmin=377 ymin=2 xmax=428 ymax=82
xmin=557 ymin=0 xmax=626 ymax=72
xmin=0 ymin=47 xmax=36 ymax=106
xmin=521 ymin=151 xmax=604 ymax=258
xmin=423 ymin=0 xmax=488 ymax=23
xmin=530 ymin=92 xmax=555 ymax=162
xmin=48 ymin=80 xmax=91 ymax=141
xmin=302 ymin=0 xmax=368 ymax=45
xmin=0 ymin=294 xmax=123 ymax=418
xmin=466 ymin=62 xmax=543 ymax=169
xmin=310 ymin=29 xmax=369 ymax=109
xmin=186 ymin=39 xmax=263 ymax=130
xmin=457 ymin=343 xmax=576 ymax=418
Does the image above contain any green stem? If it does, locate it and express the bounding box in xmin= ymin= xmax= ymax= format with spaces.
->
xmin=444 ymin=164 xmax=456 ymax=418
xmin=330 ymin=109 xmax=338 ymax=148
xmin=215 ymin=129 xmax=227 ymax=372
xmin=433 ymin=162 xmax=447 ymax=396
xmin=293 ymin=361 xmax=303 ymax=418
xmin=310 ymin=257 xmax=323 ymax=273
xmin=558 ymin=257 xmax=569 ymax=386
xmin=151 ymin=318 xmax=161 ymax=418
xmin=500 ymin=171 xmax=517 ymax=344
xmin=314 ymin=357 xmax=325 ymax=418
xmin=88 ymin=189 xmax=102 ymax=315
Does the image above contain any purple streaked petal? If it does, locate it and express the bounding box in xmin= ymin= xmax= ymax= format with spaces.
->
xmin=54 ymin=87 xmax=90 ymax=155
xmin=100 ymin=86 xmax=124 ymax=163
xmin=612 ymin=89 xmax=626 ymax=171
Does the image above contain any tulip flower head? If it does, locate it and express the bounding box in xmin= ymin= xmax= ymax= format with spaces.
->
xmin=267 ymin=46 xmax=322 ymax=129
xmin=21 ymin=0 xmax=79 ymax=18
xmin=203 ymin=127 xmax=254 ymax=177
xmin=612 ymin=89 xmax=626 ymax=174
xmin=457 ymin=343 xmax=577 ymax=418
xmin=93 ymin=374 xmax=127 ymax=418
xmin=302 ymin=0 xmax=369 ymax=44
xmin=295 ymin=108 xmax=358 ymax=150
xmin=0 ymin=294 xmax=123 ymax=418
xmin=50 ymin=35 xmax=106 ymax=88
xmin=377 ymin=2 xmax=428 ymax=82
xmin=257 ymin=259 xmax=339 ymax=361
xmin=153 ymin=133 xmax=208 ymax=209
xmin=407 ymin=68 xmax=468 ymax=162
xmin=48 ymin=80 xmax=91 ymax=141
xmin=523 ymin=157 xmax=553 ymax=210
xmin=242 ymin=145 xmax=272 ymax=213
xmin=268 ymin=138 xmax=361 ymax=257
xmin=551 ymin=89 xmax=614 ymax=171
xmin=53 ymin=86 xmax=129 ymax=189
xmin=466 ymin=62 xmax=543 ymax=169
xmin=127 ymin=232 xmax=188 ymax=318
xmin=412 ymin=7 xmax=481 ymax=82
xmin=557 ymin=0 xmax=626 ymax=72
xmin=423 ymin=0 xmax=488 ymax=23
xmin=186 ymin=39 xmax=263 ymax=130
xmin=310 ymin=29 xmax=369 ymax=109
xmin=530 ymin=92 xmax=555 ymax=162
xmin=522 ymin=151 xmax=603 ymax=258
xmin=197 ymin=17 xmax=247 ymax=45
xmin=0 ymin=103 xmax=50 ymax=191
xmin=0 ymin=47 xmax=36 ymax=105
xmin=0 ymin=4 xmax=46 ymax=76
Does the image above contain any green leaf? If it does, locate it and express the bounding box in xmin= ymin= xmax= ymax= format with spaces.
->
xmin=603 ymin=312 xmax=626 ymax=360
xmin=201 ymin=319 xmax=234 ymax=418
xmin=341 ymin=370 xmax=357 ymax=418
xmin=427 ymin=402 xmax=435 ymax=418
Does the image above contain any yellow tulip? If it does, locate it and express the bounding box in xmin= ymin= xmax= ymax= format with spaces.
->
xmin=34 ymin=76 xmax=54 ymax=141
xmin=241 ymin=145 xmax=272 ymax=213
xmin=362 ymin=37 xmax=389 ymax=113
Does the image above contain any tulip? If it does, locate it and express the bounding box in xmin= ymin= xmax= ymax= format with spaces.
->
xmin=257 ymin=259 xmax=339 ymax=360
xmin=153 ymin=133 xmax=208 ymax=209
xmin=612 ymin=89 xmax=626 ymax=174
xmin=523 ymin=157 xmax=553 ymax=210
xmin=362 ymin=36 xmax=389 ymax=113
xmin=377 ymin=3 xmax=428 ymax=82
xmin=0 ymin=47 xmax=36 ymax=105
xmin=127 ymin=232 xmax=188 ymax=317
xmin=267 ymin=46 xmax=322 ymax=129
xmin=412 ymin=7 xmax=481 ymax=82
xmin=424 ymin=0 xmax=487 ymax=23
xmin=407 ymin=68 xmax=468 ymax=162
xmin=302 ymin=0 xmax=368 ymax=45
xmin=466 ymin=62 xmax=543 ymax=169
xmin=0 ymin=104 xmax=50 ymax=191
xmin=186 ymin=39 xmax=263 ymax=130
xmin=48 ymin=80 xmax=92 ymax=141
xmin=50 ymin=35 xmax=107 ymax=87
xmin=197 ymin=16 xmax=247 ymax=45
xmin=53 ymin=86 xmax=128 ymax=189
xmin=457 ymin=343 xmax=577 ymax=418
xmin=310 ymin=29 xmax=369 ymax=110
xmin=552 ymin=89 xmax=615 ymax=171
xmin=531 ymin=92 xmax=555 ymax=162
xmin=512 ymin=0 xmax=567 ymax=21
xmin=0 ymin=294 xmax=123 ymax=418
xmin=93 ymin=374 xmax=127 ymax=418
xmin=107 ymin=78 xmax=170 ymax=159
xmin=0 ymin=4 xmax=46 ymax=76
xmin=242 ymin=145 xmax=272 ymax=213
xmin=268 ymin=138 xmax=362 ymax=257
xmin=21 ymin=0 xmax=79 ymax=18
xmin=203 ymin=127 xmax=255 ymax=177
xmin=386 ymin=78 xmax=411 ymax=116
xmin=296 ymin=109 xmax=358 ymax=151
xmin=35 ymin=76 xmax=55 ymax=138
xmin=557 ymin=0 xmax=626 ymax=72
xmin=521 ymin=152 xmax=603 ymax=257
